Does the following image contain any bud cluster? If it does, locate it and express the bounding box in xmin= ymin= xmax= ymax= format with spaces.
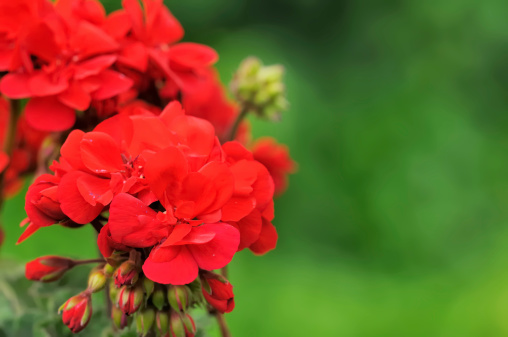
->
xmin=231 ymin=57 xmax=289 ymax=121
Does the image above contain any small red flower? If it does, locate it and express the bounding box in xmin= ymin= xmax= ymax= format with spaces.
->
xmin=25 ymin=255 xmax=75 ymax=282
xmin=200 ymin=272 xmax=235 ymax=313
xmin=252 ymin=137 xmax=296 ymax=196
xmin=59 ymin=291 xmax=93 ymax=333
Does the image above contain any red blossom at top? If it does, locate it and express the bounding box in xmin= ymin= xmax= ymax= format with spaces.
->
xmin=0 ymin=0 xmax=132 ymax=131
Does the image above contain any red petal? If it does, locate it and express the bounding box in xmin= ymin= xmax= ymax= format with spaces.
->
xmin=143 ymin=246 xmax=198 ymax=285
xmin=144 ymin=0 xmax=184 ymax=45
xmin=249 ymin=219 xmax=277 ymax=255
xmin=29 ymin=72 xmax=69 ymax=96
xmin=221 ymin=196 xmax=255 ymax=222
xmin=74 ymin=55 xmax=117 ymax=80
xmin=161 ymin=223 xmax=192 ymax=247
xmin=0 ymin=73 xmax=32 ymax=98
xmin=0 ymin=152 xmax=8 ymax=173
xmin=128 ymin=116 xmax=176 ymax=155
xmin=25 ymin=97 xmax=76 ymax=132
xmin=189 ymin=223 xmax=239 ymax=270
xmin=170 ymin=43 xmax=218 ymax=69
xmin=103 ymin=10 xmax=131 ymax=39
xmin=144 ymin=146 xmax=188 ymax=208
xmin=70 ymin=21 xmax=118 ymax=59
xmin=80 ymin=131 xmax=124 ymax=174
xmin=76 ymin=173 xmax=113 ymax=206
xmin=198 ymin=162 xmax=234 ymax=215
xmin=229 ymin=209 xmax=263 ymax=251
xmin=91 ymin=70 xmax=133 ymax=100
xmin=94 ymin=113 xmax=134 ymax=149
xmin=169 ymin=115 xmax=216 ymax=157
xmin=58 ymin=82 xmax=91 ymax=111
xmin=25 ymin=22 xmax=60 ymax=62
xmin=109 ymin=193 xmax=168 ymax=247
xmin=60 ymin=130 xmax=86 ymax=170
xmin=17 ymin=222 xmax=41 ymax=244
xmin=118 ymin=42 xmax=148 ymax=72
xmin=58 ymin=171 xmax=105 ymax=224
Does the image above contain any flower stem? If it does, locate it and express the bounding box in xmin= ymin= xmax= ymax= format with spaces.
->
xmin=73 ymin=258 xmax=105 ymax=266
xmin=227 ymin=108 xmax=248 ymax=142
xmin=216 ymin=312 xmax=232 ymax=337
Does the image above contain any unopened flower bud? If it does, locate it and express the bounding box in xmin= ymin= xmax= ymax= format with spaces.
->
xmin=25 ymin=256 xmax=75 ymax=282
xmin=152 ymin=284 xmax=166 ymax=311
xmin=109 ymin=279 xmax=119 ymax=303
xmin=114 ymin=260 xmax=139 ymax=287
xmin=118 ymin=284 xmax=144 ymax=315
xmin=167 ymin=285 xmax=190 ymax=312
xmin=155 ymin=310 xmax=169 ymax=336
xmin=200 ymin=272 xmax=235 ymax=313
xmin=170 ymin=311 xmax=196 ymax=337
xmin=231 ymin=57 xmax=288 ymax=121
xmin=104 ymin=263 xmax=116 ymax=278
xmin=143 ymin=277 xmax=155 ymax=297
xmin=87 ymin=267 xmax=107 ymax=293
xmin=112 ymin=305 xmax=130 ymax=330
xmin=182 ymin=313 xmax=196 ymax=336
xmin=58 ymin=291 xmax=92 ymax=333
xmin=136 ymin=307 xmax=155 ymax=336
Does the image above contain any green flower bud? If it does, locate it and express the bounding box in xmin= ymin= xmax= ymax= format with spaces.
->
xmin=135 ymin=307 xmax=155 ymax=336
xmin=87 ymin=267 xmax=107 ymax=293
xmin=167 ymin=285 xmax=190 ymax=312
xmin=152 ymin=284 xmax=166 ymax=311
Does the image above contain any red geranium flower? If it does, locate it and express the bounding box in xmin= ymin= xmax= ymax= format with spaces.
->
xmin=0 ymin=0 xmax=132 ymax=131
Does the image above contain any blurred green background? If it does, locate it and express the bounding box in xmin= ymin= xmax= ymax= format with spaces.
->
xmin=3 ymin=0 xmax=508 ymax=336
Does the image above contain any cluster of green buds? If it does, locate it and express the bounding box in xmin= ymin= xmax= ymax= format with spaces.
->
xmin=230 ymin=57 xmax=288 ymax=121
xmin=105 ymin=255 xmax=203 ymax=337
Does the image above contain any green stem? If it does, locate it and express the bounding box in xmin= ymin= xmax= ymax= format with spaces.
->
xmin=216 ymin=312 xmax=232 ymax=337
xmin=73 ymin=258 xmax=105 ymax=266
xmin=227 ymin=109 xmax=248 ymax=142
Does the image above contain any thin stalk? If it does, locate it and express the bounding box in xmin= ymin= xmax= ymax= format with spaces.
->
xmin=227 ymin=109 xmax=248 ymax=142
xmin=216 ymin=312 xmax=232 ymax=337
xmin=73 ymin=258 xmax=105 ymax=266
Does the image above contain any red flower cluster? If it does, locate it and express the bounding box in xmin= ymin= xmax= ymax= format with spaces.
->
xmin=0 ymin=0 xmax=237 ymax=136
xmin=22 ymin=102 xmax=277 ymax=286
xmin=12 ymin=1 xmax=296 ymax=334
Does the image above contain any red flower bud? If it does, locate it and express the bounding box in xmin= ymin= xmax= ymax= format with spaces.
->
xmin=114 ymin=260 xmax=139 ymax=287
xmin=59 ymin=292 xmax=92 ymax=333
xmin=112 ymin=305 xmax=130 ymax=330
xmin=170 ymin=311 xmax=196 ymax=337
xmin=167 ymin=285 xmax=190 ymax=312
xmin=118 ymin=284 xmax=144 ymax=315
xmin=201 ymin=273 xmax=235 ymax=313
xmin=25 ymin=256 xmax=75 ymax=282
